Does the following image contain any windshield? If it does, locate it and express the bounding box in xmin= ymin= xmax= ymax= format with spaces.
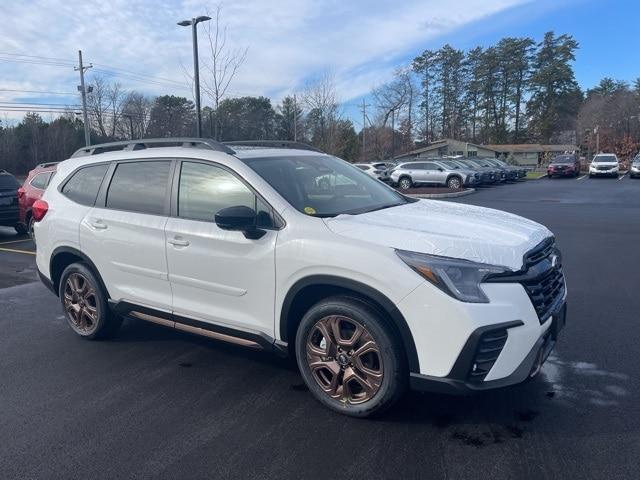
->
xmin=593 ymin=155 xmax=617 ymax=163
xmin=552 ymin=155 xmax=575 ymax=164
xmin=438 ymin=160 xmax=460 ymax=169
xmin=241 ymin=155 xmax=408 ymax=217
xmin=0 ymin=174 xmax=19 ymax=190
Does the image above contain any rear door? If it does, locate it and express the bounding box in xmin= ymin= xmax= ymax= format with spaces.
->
xmin=80 ymin=159 xmax=174 ymax=311
xmin=421 ymin=162 xmax=443 ymax=184
xmin=164 ymin=160 xmax=278 ymax=335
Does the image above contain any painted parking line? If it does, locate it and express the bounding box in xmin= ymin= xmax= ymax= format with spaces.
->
xmin=0 ymin=246 xmax=36 ymax=255
xmin=536 ymin=174 xmax=548 ymax=180
xmin=618 ymin=173 xmax=627 ymax=181
xmin=0 ymin=238 xmax=32 ymax=245
xmin=577 ymin=174 xmax=587 ymax=180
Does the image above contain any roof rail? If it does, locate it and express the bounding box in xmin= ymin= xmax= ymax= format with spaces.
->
xmin=223 ymin=140 xmax=321 ymax=152
xmin=70 ymin=138 xmax=235 ymax=158
xmin=36 ymin=161 xmax=60 ymax=168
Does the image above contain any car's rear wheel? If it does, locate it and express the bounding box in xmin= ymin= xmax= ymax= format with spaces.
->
xmin=447 ymin=176 xmax=461 ymax=189
xmin=295 ymin=296 xmax=406 ymax=417
xmin=398 ymin=177 xmax=412 ymax=190
xmin=59 ymin=263 xmax=121 ymax=340
xmin=28 ymin=217 xmax=36 ymax=248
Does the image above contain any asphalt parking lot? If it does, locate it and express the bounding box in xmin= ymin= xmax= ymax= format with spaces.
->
xmin=1 ymin=175 xmax=639 ymax=479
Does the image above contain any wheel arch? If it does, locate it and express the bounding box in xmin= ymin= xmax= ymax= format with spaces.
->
xmin=49 ymin=246 xmax=110 ymax=299
xmin=280 ymin=275 xmax=420 ymax=373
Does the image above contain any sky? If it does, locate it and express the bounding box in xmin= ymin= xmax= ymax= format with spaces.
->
xmin=0 ymin=0 xmax=638 ymax=128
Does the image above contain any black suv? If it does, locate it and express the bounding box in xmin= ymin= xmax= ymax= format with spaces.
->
xmin=0 ymin=170 xmax=21 ymax=232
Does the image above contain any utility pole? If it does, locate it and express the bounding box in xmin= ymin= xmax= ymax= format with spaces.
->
xmin=391 ymin=108 xmax=396 ymax=160
xmin=75 ymin=50 xmax=92 ymax=146
xmin=293 ymin=94 xmax=298 ymax=142
xmin=594 ymin=125 xmax=600 ymax=154
xmin=360 ymin=99 xmax=369 ymax=161
xmin=124 ymin=114 xmax=134 ymax=139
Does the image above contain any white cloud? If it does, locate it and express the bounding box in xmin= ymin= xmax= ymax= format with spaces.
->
xmin=0 ymin=0 xmax=527 ymax=121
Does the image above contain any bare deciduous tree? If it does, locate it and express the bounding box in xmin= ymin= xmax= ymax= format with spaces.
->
xmin=199 ymin=4 xmax=248 ymax=139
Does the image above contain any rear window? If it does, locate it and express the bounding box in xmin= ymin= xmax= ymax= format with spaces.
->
xmin=0 ymin=174 xmax=19 ymax=189
xmin=106 ymin=161 xmax=171 ymax=215
xmin=61 ymin=164 xmax=109 ymax=206
xmin=30 ymin=172 xmax=53 ymax=190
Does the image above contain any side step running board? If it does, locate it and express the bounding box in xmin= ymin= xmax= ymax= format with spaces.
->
xmin=109 ymin=300 xmax=288 ymax=357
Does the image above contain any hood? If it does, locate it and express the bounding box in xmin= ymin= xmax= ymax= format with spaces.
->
xmin=325 ymin=200 xmax=552 ymax=271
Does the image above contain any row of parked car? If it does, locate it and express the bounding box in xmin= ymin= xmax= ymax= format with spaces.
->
xmin=354 ymin=157 xmax=527 ymax=190
xmin=547 ymin=152 xmax=640 ymax=178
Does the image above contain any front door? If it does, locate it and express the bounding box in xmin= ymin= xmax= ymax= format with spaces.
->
xmin=165 ymin=160 xmax=278 ymax=335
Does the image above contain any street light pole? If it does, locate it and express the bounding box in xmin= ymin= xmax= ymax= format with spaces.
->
xmin=178 ymin=15 xmax=211 ymax=138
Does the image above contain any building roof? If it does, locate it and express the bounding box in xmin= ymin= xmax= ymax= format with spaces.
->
xmin=486 ymin=144 xmax=578 ymax=153
xmin=395 ymin=139 xmax=498 ymax=158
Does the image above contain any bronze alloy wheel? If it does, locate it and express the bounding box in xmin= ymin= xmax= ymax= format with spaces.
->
xmin=63 ymin=273 xmax=99 ymax=334
xmin=306 ymin=315 xmax=383 ymax=405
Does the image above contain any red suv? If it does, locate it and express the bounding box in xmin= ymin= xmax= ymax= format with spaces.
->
xmin=547 ymin=154 xmax=581 ymax=178
xmin=18 ymin=162 xmax=58 ymax=240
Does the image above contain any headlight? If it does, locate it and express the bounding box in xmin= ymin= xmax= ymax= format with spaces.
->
xmin=395 ymin=250 xmax=507 ymax=303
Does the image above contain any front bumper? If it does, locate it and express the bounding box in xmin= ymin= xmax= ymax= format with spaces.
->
xmin=590 ymin=168 xmax=618 ymax=176
xmin=410 ymin=302 xmax=565 ymax=394
xmin=398 ymin=278 xmax=566 ymax=394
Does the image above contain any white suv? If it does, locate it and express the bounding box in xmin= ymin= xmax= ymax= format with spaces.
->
xmin=34 ymin=138 xmax=567 ymax=417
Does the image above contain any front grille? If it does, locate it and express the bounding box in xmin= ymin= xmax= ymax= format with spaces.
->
xmin=488 ymin=237 xmax=565 ymax=324
xmin=468 ymin=329 xmax=509 ymax=381
xmin=597 ymin=165 xmax=613 ymax=171
xmin=521 ymin=266 xmax=564 ymax=323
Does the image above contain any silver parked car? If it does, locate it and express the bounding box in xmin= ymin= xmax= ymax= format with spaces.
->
xmin=389 ymin=160 xmax=480 ymax=190
xmin=629 ymin=153 xmax=640 ymax=179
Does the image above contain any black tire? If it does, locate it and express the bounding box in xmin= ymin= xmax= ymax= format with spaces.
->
xmin=398 ymin=176 xmax=412 ymax=191
xmin=295 ymin=296 xmax=407 ymax=418
xmin=58 ymin=262 xmax=121 ymax=340
xmin=446 ymin=176 xmax=462 ymax=189
xmin=14 ymin=223 xmax=27 ymax=234
xmin=28 ymin=217 xmax=36 ymax=248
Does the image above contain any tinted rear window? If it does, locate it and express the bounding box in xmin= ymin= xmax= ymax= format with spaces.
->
xmin=61 ymin=164 xmax=109 ymax=206
xmin=31 ymin=172 xmax=53 ymax=189
xmin=106 ymin=161 xmax=171 ymax=215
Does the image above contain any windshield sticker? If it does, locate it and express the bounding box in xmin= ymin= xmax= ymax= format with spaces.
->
xmin=304 ymin=206 xmax=317 ymax=215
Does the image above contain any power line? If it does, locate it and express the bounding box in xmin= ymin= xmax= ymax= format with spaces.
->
xmin=0 ymin=88 xmax=76 ymax=96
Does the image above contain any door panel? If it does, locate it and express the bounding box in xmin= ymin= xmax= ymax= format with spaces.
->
xmin=165 ymin=219 xmax=277 ymax=333
xmin=80 ymin=208 xmax=172 ymax=310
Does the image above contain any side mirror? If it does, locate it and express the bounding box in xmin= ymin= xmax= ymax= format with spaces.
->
xmin=215 ymin=206 xmax=265 ymax=239
xmin=437 ymin=167 xmax=444 ymax=172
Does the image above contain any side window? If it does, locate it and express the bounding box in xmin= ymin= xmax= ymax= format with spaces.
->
xmin=422 ymin=162 xmax=438 ymax=170
xmin=31 ymin=172 xmax=52 ymax=190
xmin=178 ymin=162 xmax=257 ymax=223
xmin=106 ymin=161 xmax=171 ymax=215
xmin=61 ymin=164 xmax=109 ymax=206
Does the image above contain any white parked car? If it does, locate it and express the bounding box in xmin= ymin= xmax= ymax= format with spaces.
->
xmin=589 ymin=153 xmax=619 ymax=178
xmin=34 ymin=138 xmax=567 ymax=417
xmin=354 ymin=163 xmax=390 ymax=182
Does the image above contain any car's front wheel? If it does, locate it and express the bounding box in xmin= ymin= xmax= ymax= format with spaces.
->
xmin=398 ymin=177 xmax=412 ymax=190
xmin=59 ymin=263 xmax=121 ymax=340
xmin=295 ymin=296 xmax=407 ymax=417
xmin=447 ymin=176 xmax=462 ymax=189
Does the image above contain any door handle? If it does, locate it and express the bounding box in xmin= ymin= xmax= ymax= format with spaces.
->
xmin=168 ymin=237 xmax=190 ymax=247
xmin=89 ymin=219 xmax=107 ymax=230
